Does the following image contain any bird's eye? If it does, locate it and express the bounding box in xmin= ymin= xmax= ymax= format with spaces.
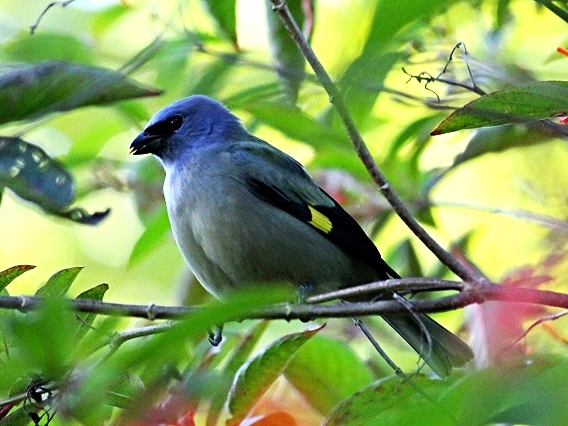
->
xmin=168 ymin=115 xmax=183 ymax=132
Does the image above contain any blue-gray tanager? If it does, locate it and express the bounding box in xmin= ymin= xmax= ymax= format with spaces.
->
xmin=130 ymin=95 xmax=473 ymax=378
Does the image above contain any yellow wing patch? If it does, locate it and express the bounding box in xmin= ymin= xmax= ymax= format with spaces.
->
xmin=307 ymin=205 xmax=333 ymax=234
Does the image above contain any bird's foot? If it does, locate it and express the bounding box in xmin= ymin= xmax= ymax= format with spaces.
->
xmin=207 ymin=324 xmax=223 ymax=346
xmin=296 ymin=282 xmax=316 ymax=322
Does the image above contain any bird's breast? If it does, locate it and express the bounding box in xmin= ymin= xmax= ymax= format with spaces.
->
xmin=163 ymin=158 xmax=378 ymax=298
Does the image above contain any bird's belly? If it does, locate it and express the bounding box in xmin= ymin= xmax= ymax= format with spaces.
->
xmin=167 ymin=189 xmax=378 ymax=298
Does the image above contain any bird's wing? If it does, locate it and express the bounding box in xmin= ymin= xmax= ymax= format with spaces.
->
xmin=228 ymin=141 xmax=398 ymax=279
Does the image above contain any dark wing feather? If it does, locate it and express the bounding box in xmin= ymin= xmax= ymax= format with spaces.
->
xmin=229 ymin=141 xmax=398 ymax=280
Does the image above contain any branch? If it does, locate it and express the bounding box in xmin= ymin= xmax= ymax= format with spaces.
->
xmin=269 ymin=0 xmax=481 ymax=284
xmin=2 ymin=280 xmax=568 ymax=321
xmin=0 ymin=296 xmax=194 ymax=319
xmin=305 ymin=277 xmax=464 ymax=303
xmin=535 ymin=0 xmax=568 ymax=24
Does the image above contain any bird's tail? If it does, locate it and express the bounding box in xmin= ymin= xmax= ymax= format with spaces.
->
xmin=382 ymin=313 xmax=473 ymax=379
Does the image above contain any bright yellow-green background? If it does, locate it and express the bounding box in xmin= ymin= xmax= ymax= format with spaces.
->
xmin=0 ymin=0 xmax=567 ymax=323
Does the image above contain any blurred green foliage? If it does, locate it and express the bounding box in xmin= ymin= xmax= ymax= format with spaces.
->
xmin=1 ymin=0 xmax=568 ymax=424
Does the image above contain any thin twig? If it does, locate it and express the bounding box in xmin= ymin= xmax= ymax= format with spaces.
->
xmin=306 ymin=277 xmax=463 ymax=304
xmin=102 ymin=323 xmax=173 ymax=353
xmin=269 ymin=0 xmax=481 ymax=284
xmin=402 ymin=43 xmax=487 ymax=100
xmin=30 ymin=0 xmax=78 ymax=35
xmin=511 ymin=310 xmax=568 ymax=346
xmin=96 ymin=323 xmax=173 ymax=364
xmin=435 ymin=201 xmax=568 ymax=233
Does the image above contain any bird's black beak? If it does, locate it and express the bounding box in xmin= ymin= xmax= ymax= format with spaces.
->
xmin=130 ymin=132 xmax=164 ymax=156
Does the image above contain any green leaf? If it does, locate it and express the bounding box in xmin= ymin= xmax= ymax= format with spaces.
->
xmin=451 ymin=124 xmax=550 ymax=168
xmin=386 ymin=115 xmax=443 ymax=161
xmin=128 ymin=205 xmax=170 ymax=265
xmin=224 ymin=82 xmax=283 ymax=108
xmin=149 ymin=38 xmax=192 ymax=90
xmin=441 ymin=355 xmax=568 ymax=425
xmin=8 ymin=298 xmax=75 ymax=380
xmin=207 ymin=321 xmax=269 ymax=426
xmin=242 ymin=102 xmax=351 ymax=149
xmin=73 ymin=284 xmax=109 ymax=342
xmin=284 ymin=335 xmax=373 ymax=415
xmin=72 ymin=292 xmax=288 ymax=425
xmin=105 ymin=372 xmax=145 ymax=409
xmin=265 ymin=0 xmax=312 ymax=103
xmin=362 ymin=0 xmax=462 ymax=53
xmin=340 ymin=52 xmax=403 ymax=128
xmin=91 ymin=4 xmax=132 ymax=38
xmin=0 ymin=265 xmax=36 ymax=292
xmin=34 ymin=267 xmax=83 ymax=298
xmin=3 ymin=32 xmax=93 ymax=64
xmin=325 ymin=375 xmax=457 ymax=426
xmin=431 ymin=81 xmax=568 ymax=135
xmin=0 ymin=61 xmax=162 ymax=125
xmin=0 ymin=137 xmax=110 ymax=225
xmin=188 ymin=55 xmax=237 ymax=98
xmin=227 ymin=324 xmax=323 ymax=423
xmin=326 ymin=356 xmax=568 ymax=426
xmin=338 ymin=0 xmax=461 ymax=127
xmin=201 ymin=0 xmax=238 ymax=49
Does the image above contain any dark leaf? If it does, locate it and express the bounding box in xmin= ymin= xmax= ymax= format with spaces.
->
xmin=0 ymin=137 xmax=110 ymax=225
xmin=0 ymin=61 xmax=162 ymax=125
xmin=0 ymin=406 xmax=33 ymax=426
xmin=0 ymin=265 xmax=36 ymax=292
xmin=432 ymin=81 xmax=568 ymax=135
xmin=0 ymin=137 xmax=74 ymax=211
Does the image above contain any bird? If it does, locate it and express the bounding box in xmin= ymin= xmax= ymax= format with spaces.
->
xmin=130 ymin=95 xmax=473 ymax=379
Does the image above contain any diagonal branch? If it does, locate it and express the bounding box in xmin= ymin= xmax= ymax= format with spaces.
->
xmin=269 ymin=0 xmax=481 ymax=284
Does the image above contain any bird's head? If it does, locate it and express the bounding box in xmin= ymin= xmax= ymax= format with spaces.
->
xmin=130 ymin=95 xmax=244 ymax=164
